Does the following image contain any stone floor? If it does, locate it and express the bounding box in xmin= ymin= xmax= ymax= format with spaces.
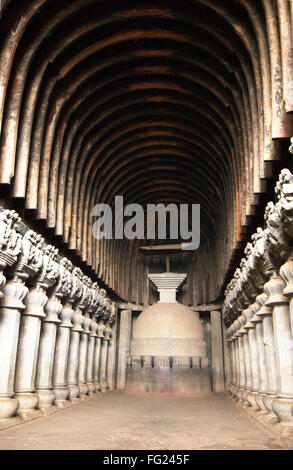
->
xmin=0 ymin=392 xmax=283 ymax=450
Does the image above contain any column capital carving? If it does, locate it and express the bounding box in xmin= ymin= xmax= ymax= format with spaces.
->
xmin=264 ymin=201 xmax=290 ymax=262
xmin=275 ymin=168 xmax=293 ymax=239
xmin=252 ymin=227 xmax=278 ymax=279
xmin=13 ymin=229 xmax=44 ymax=279
xmin=0 ymin=209 xmax=22 ymax=268
xmin=35 ymin=245 xmax=59 ymax=291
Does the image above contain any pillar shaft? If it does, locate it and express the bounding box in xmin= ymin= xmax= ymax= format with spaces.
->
xmin=52 ymin=301 xmax=73 ymax=408
xmin=247 ymin=327 xmax=259 ymax=392
xmin=78 ymin=315 xmax=90 ymax=398
xmin=117 ymin=309 xmax=132 ymax=390
xmin=210 ymin=310 xmax=225 ymax=392
xmin=14 ymin=286 xmax=47 ymax=418
xmin=243 ymin=333 xmax=252 ymax=390
xmin=100 ymin=337 xmax=109 ymax=392
xmin=107 ymin=322 xmax=117 ymax=391
xmin=255 ymin=320 xmax=269 ymax=394
xmin=93 ymin=334 xmax=102 ymax=391
xmin=265 ymin=274 xmax=293 ymax=438
xmin=67 ymin=311 xmax=83 ymax=402
xmin=0 ymin=276 xmax=27 ymax=419
xmin=238 ymin=335 xmax=246 ymax=389
xmin=86 ymin=321 xmax=96 ymax=395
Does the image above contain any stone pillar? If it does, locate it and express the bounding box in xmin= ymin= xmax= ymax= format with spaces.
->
xmin=266 ymin=273 xmax=293 ymax=440
xmin=250 ymin=305 xmax=269 ymax=415
xmin=78 ymin=314 xmax=90 ymax=399
xmin=67 ymin=311 xmax=84 ymax=403
xmin=0 ymin=272 xmax=27 ymax=421
xmin=14 ymin=285 xmax=46 ymax=419
xmin=52 ymin=296 xmax=74 ymax=408
xmin=239 ymin=308 xmax=252 ymax=407
xmin=36 ymin=287 xmax=62 ymax=413
xmin=256 ymin=290 xmax=279 ymax=424
xmin=86 ymin=317 xmax=97 ymax=396
xmin=210 ymin=310 xmax=225 ymax=392
xmin=107 ymin=321 xmax=117 ymax=391
xmin=36 ymin=256 xmax=71 ymax=413
xmin=0 ymin=210 xmax=23 ymax=421
xmin=100 ymin=323 xmax=110 ymax=393
xmin=229 ymin=331 xmax=237 ymax=397
xmin=233 ymin=323 xmax=241 ymax=401
xmin=235 ymin=316 xmax=246 ymax=404
xmin=245 ymin=304 xmax=261 ymax=412
xmin=222 ymin=321 xmax=231 ymax=391
xmin=280 ymin=253 xmax=293 ymax=337
xmin=226 ymin=325 xmax=235 ymax=396
xmin=230 ymin=323 xmax=239 ymax=400
xmin=14 ymin=244 xmax=59 ymax=420
xmin=0 ymin=229 xmax=43 ymax=422
xmin=117 ymin=309 xmax=132 ymax=390
xmin=94 ymin=319 xmax=104 ymax=392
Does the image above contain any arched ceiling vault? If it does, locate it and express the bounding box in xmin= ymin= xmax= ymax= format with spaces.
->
xmin=0 ymin=0 xmax=292 ymax=304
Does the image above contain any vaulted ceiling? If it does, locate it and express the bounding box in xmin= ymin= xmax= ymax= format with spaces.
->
xmin=0 ymin=0 xmax=292 ymax=305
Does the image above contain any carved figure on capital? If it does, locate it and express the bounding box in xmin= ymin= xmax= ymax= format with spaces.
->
xmin=264 ymin=201 xmax=289 ymax=261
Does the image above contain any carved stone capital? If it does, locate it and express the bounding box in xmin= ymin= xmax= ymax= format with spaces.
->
xmin=36 ymin=245 xmax=59 ymax=290
xmin=14 ymin=229 xmax=44 ymax=278
xmin=0 ymin=209 xmax=22 ymax=270
xmin=264 ymin=201 xmax=290 ymax=261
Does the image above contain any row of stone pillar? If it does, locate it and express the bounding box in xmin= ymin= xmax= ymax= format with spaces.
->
xmin=0 ymin=209 xmax=116 ymax=425
xmin=227 ymin=266 xmax=293 ymax=441
xmin=223 ymin=169 xmax=293 ymax=447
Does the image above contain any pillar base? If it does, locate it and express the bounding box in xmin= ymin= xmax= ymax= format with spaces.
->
xmin=100 ymin=380 xmax=108 ymax=393
xmin=262 ymin=394 xmax=279 ymax=425
xmin=272 ymin=397 xmax=293 ymax=442
xmin=53 ymin=386 xmax=71 ymax=408
xmin=255 ymin=393 xmax=269 ymax=416
xmin=238 ymin=388 xmax=248 ymax=406
xmin=87 ymin=382 xmax=96 ymax=396
xmin=94 ymin=381 xmax=101 ymax=393
xmin=246 ymin=391 xmax=261 ymax=412
xmin=70 ymin=397 xmax=83 ymax=405
xmin=241 ymin=389 xmax=251 ymax=408
xmin=68 ymin=384 xmax=80 ymax=401
xmin=0 ymin=396 xmax=19 ymax=419
xmin=36 ymin=389 xmax=56 ymax=411
xmin=14 ymin=392 xmax=39 ymax=419
xmin=53 ymin=386 xmax=69 ymax=402
xmin=78 ymin=383 xmax=89 ymax=399
xmin=55 ymin=399 xmax=73 ymax=409
xmin=40 ymin=405 xmax=58 ymax=416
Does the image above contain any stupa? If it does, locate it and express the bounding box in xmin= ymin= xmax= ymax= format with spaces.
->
xmin=126 ymin=272 xmax=211 ymax=395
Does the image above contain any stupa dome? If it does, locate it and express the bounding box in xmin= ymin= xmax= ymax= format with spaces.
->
xmin=131 ymin=302 xmax=206 ymax=357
